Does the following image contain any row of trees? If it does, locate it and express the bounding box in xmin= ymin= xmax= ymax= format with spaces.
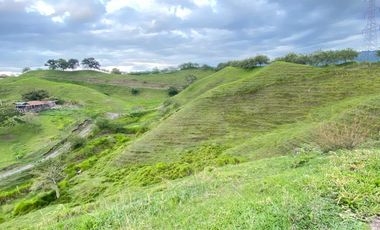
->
xmin=45 ymin=58 xmax=101 ymax=70
xmin=178 ymin=63 xmax=214 ymax=71
xmin=216 ymin=55 xmax=270 ymax=70
xmin=276 ymin=49 xmax=359 ymax=66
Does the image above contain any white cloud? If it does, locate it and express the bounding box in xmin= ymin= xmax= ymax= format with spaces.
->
xmin=25 ymin=0 xmax=55 ymax=16
xmin=105 ymin=0 xmax=191 ymax=19
xmin=105 ymin=0 xmax=158 ymax=14
xmin=52 ymin=11 xmax=70 ymax=23
xmin=171 ymin=6 xmax=192 ymax=20
xmin=192 ymin=0 xmax=217 ymax=9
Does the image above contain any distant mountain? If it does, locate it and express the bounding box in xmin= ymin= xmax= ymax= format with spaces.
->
xmin=356 ymin=50 xmax=380 ymax=62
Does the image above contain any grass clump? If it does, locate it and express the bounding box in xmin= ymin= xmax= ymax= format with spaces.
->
xmin=0 ymin=183 xmax=32 ymax=205
xmin=12 ymin=191 xmax=56 ymax=216
xmin=127 ymin=145 xmax=242 ymax=186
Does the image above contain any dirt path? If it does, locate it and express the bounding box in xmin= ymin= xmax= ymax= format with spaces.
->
xmin=0 ymin=121 xmax=94 ymax=180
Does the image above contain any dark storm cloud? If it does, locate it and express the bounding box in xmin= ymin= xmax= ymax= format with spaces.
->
xmin=0 ymin=0 xmax=368 ymax=72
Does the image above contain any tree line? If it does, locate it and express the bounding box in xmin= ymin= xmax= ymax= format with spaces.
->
xmin=44 ymin=58 xmax=101 ymax=70
xmin=275 ymin=49 xmax=359 ymax=66
xmin=216 ymin=55 xmax=270 ymax=70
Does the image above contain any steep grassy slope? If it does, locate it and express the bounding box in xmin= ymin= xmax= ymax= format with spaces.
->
xmin=1 ymin=148 xmax=379 ymax=229
xmin=119 ymin=62 xmax=380 ymax=164
xmin=0 ymin=69 xmax=174 ymax=170
xmin=172 ymin=66 xmax=258 ymax=106
xmin=30 ymin=69 xmax=214 ymax=90
xmin=1 ymin=63 xmax=380 ymax=229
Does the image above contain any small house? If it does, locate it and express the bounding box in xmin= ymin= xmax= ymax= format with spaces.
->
xmin=15 ymin=101 xmax=56 ymax=113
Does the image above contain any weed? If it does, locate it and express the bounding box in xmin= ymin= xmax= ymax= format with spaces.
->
xmin=314 ymin=116 xmax=376 ymax=152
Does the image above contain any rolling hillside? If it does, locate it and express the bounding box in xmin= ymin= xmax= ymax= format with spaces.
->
xmin=0 ymin=69 xmax=182 ymax=170
xmin=118 ymin=62 xmax=380 ymax=164
xmin=31 ymin=69 xmax=215 ymax=90
xmin=1 ymin=63 xmax=380 ymax=229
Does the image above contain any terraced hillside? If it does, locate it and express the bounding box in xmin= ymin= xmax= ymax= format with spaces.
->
xmin=1 ymin=62 xmax=380 ymax=229
xmin=0 ymin=69 xmax=182 ymax=170
xmin=34 ymin=69 xmax=215 ymax=90
xmin=120 ymin=62 xmax=380 ymax=163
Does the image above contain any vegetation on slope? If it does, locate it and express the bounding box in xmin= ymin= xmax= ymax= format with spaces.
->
xmin=119 ymin=62 xmax=380 ymax=164
xmin=1 ymin=62 xmax=380 ymax=229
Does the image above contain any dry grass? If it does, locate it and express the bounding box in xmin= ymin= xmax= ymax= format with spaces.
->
xmin=314 ymin=116 xmax=375 ymax=152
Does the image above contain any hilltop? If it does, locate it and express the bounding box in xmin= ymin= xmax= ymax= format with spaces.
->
xmin=0 ymin=62 xmax=380 ymax=229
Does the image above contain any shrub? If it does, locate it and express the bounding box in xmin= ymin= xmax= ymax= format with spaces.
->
xmin=127 ymin=145 xmax=242 ymax=186
xmin=131 ymin=88 xmax=140 ymax=95
xmin=13 ymin=191 xmax=56 ymax=216
xmin=22 ymin=89 xmax=49 ymax=101
xmin=0 ymin=104 xmax=20 ymax=125
xmin=111 ymin=68 xmax=122 ymax=74
xmin=168 ymin=87 xmax=179 ymax=97
xmin=314 ymin=117 xmax=374 ymax=152
xmin=70 ymin=136 xmax=87 ymax=150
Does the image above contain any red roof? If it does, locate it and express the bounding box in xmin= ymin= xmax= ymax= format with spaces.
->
xmin=27 ymin=101 xmax=51 ymax=106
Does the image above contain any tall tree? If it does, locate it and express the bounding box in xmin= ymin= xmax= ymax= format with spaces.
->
xmin=57 ymin=59 xmax=69 ymax=70
xmin=67 ymin=59 xmax=79 ymax=70
xmin=81 ymin=57 xmax=101 ymax=70
xmin=179 ymin=62 xmax=200 ymax=70
xmin=32 ymin=159 xmax=65 ymax=199
xmin=254 ymin=55 xmax=270 ymax=66
xmin=45 ymin=59 xmax=58 ymax=70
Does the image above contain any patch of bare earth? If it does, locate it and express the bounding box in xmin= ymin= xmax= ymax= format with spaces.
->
xmin=371 ymin=217 xmax=380 ymax=230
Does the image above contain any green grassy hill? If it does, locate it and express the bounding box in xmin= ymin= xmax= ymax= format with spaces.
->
xmin=118 ymin=62 xmax=380 ymax=164
xmin=30 ymin=69 xmax=214 ymax=90
xmin=0 ymin=69 xmax=184 ymax=170
xmin=1 ymin=63 xmax=380 ymax=229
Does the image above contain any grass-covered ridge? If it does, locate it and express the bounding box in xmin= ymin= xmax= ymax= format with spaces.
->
xmin=1 ymin=62 xmax=380 ymax=229
xmin=119 ymin=62 xmax=380 ymax=163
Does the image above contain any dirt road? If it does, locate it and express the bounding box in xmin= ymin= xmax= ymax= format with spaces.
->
xmin=0 ymin=121 xmax=94 ymax=179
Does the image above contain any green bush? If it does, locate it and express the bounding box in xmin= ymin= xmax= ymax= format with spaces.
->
xmin=131 ymin=88 xmax=140 ymax=95
xmin=0 ymin=104 xmax=20 ymax=126
xmin=111 ymin=68 xmax=122 ymax=74
xmin=70 ymin=136 xmax=87 ymax=150
xmin=13 ymin=191 xmax=56 ymax=216
xmin=22 ymin=89 xmax=49 ymax=101
xmin=168 ymin=87 xmax=179 ymax=97
xmin=127 ymin=145 xmax=242 ymax=186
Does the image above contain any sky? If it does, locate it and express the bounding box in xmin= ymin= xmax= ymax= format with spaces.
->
xmin=0 ymin=0 xmax=368 ymax=73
